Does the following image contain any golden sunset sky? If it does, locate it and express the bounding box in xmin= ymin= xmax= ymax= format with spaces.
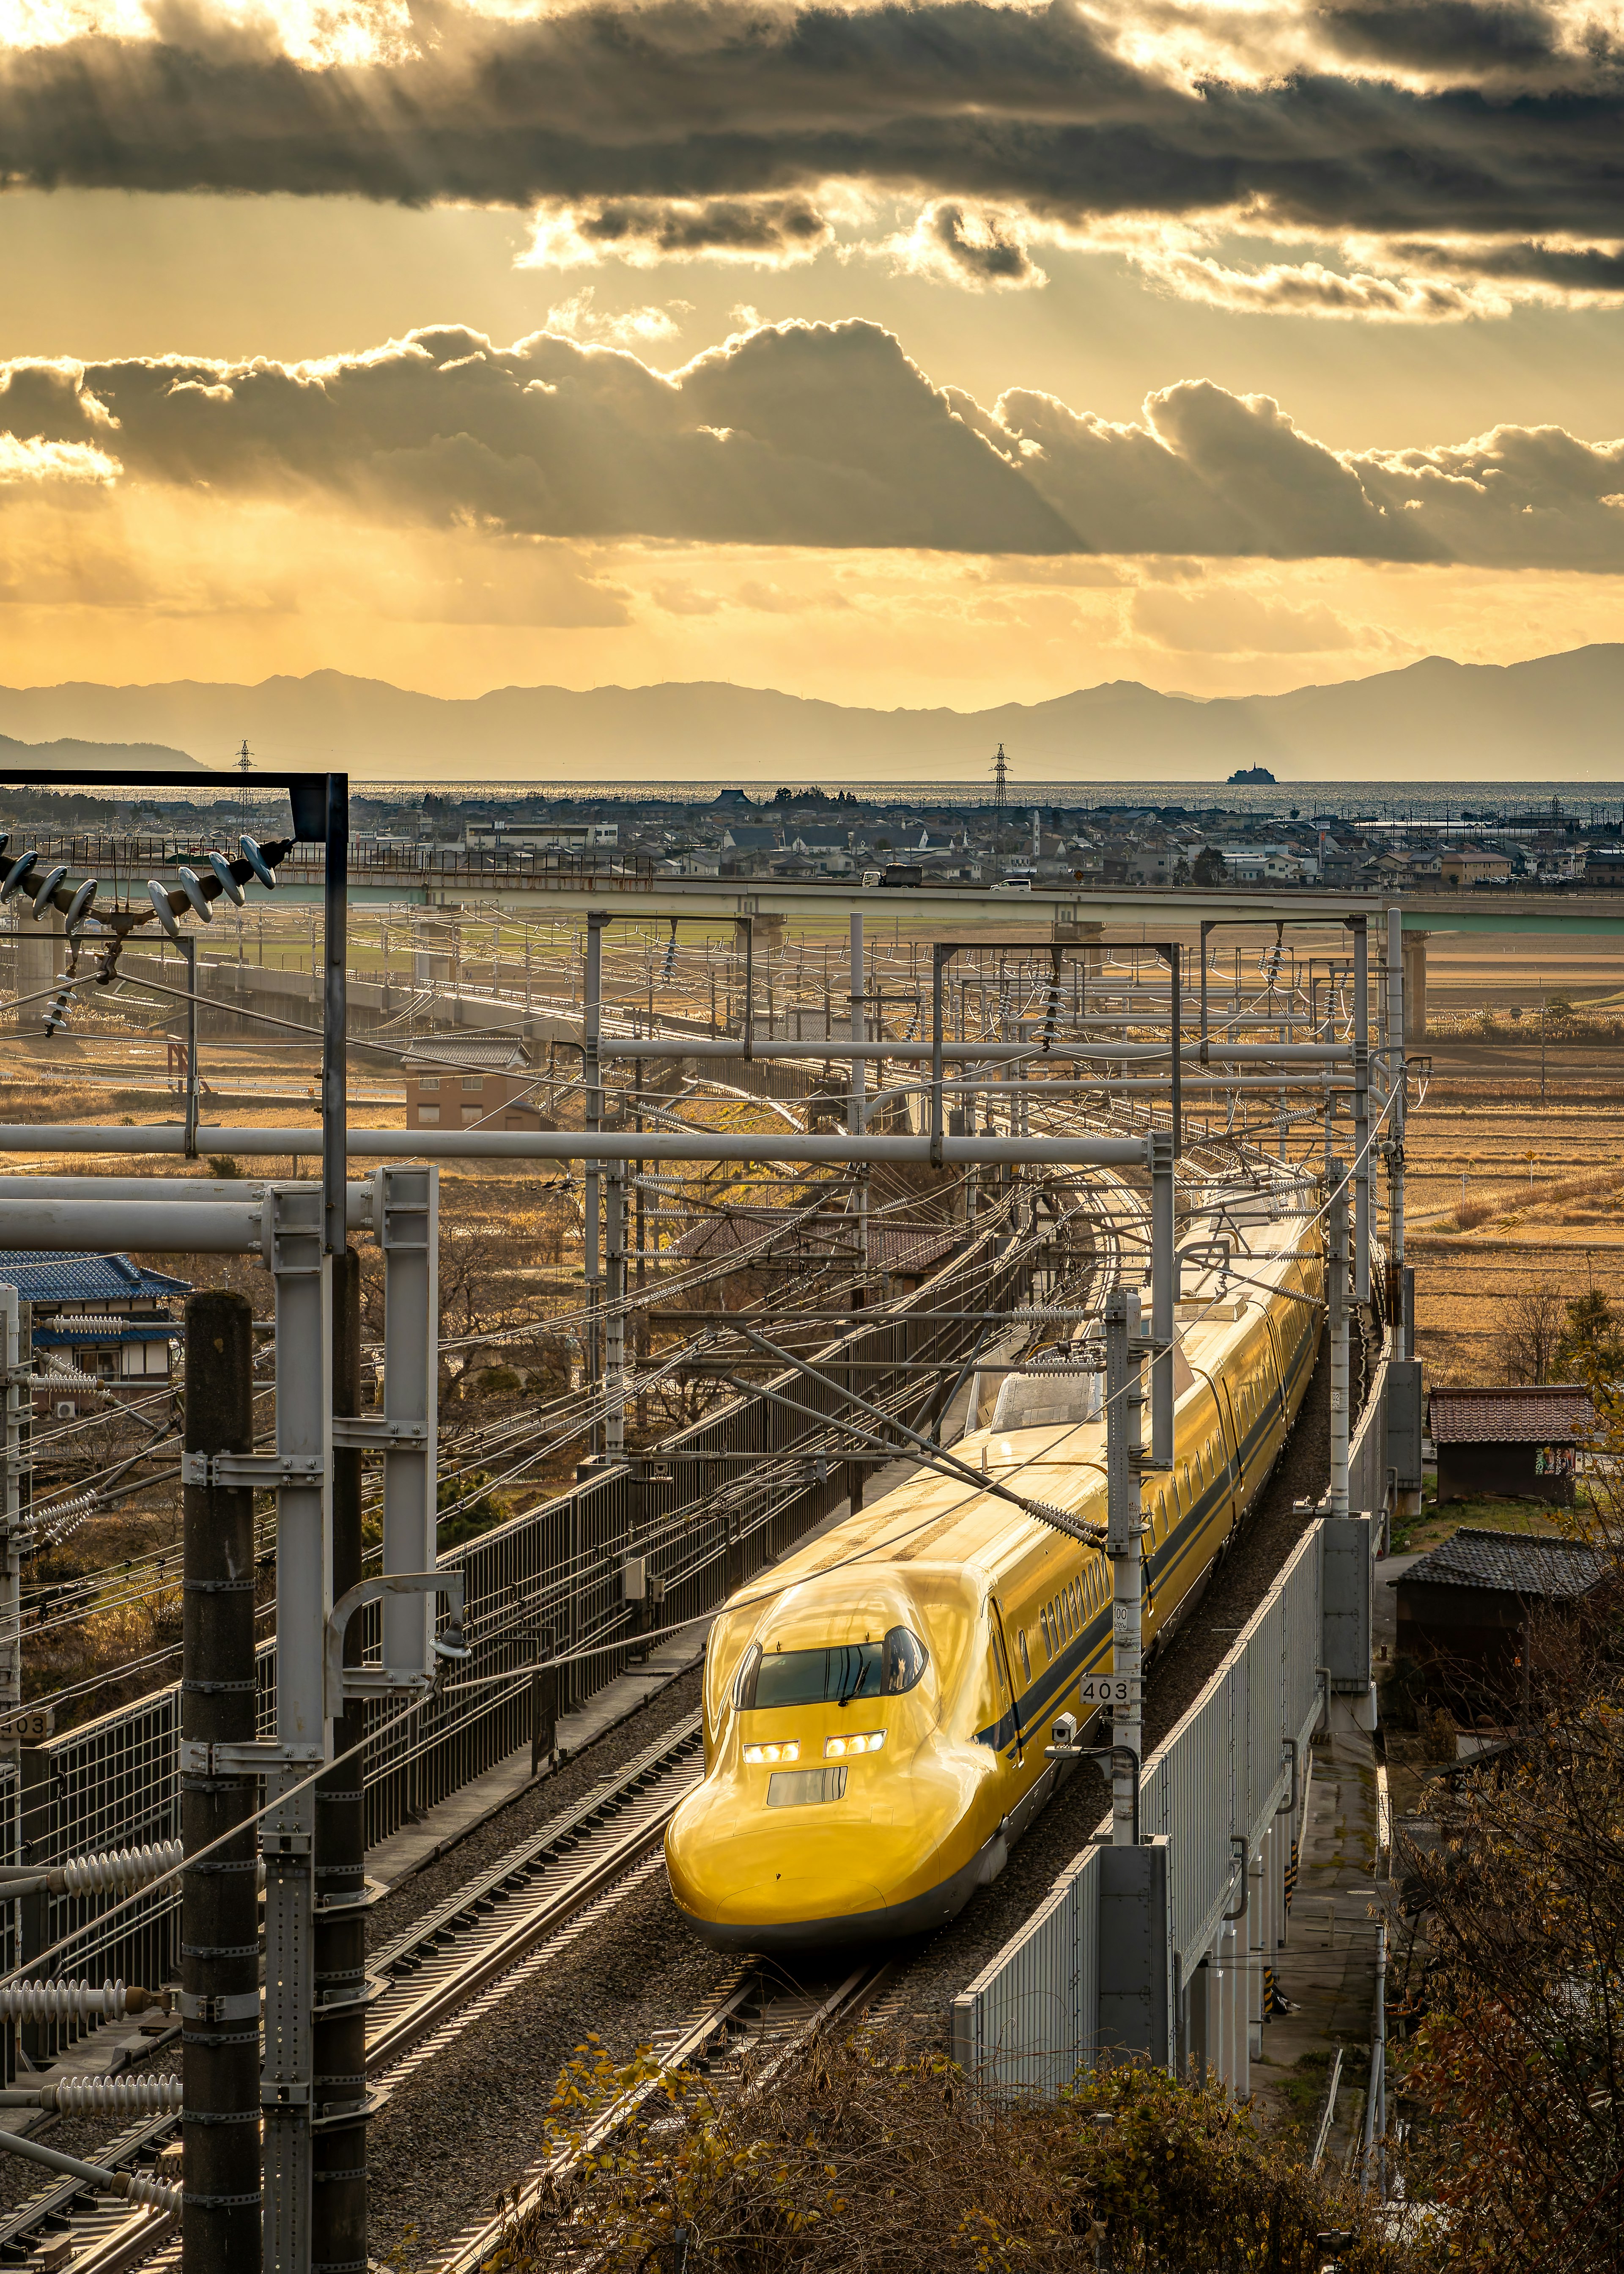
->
xmin=2 ymin=1 xmax=1623 ymax=714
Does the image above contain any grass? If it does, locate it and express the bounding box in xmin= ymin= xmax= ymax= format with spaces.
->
xmin=1391 ymin=1482 xmax=1570 ymax=1555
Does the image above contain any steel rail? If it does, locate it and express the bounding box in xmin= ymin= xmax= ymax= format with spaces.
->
xmin=363 ymin=1716 xmax=705 ymax=2075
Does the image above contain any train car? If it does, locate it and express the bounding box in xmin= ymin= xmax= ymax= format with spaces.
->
xmin=665 ymin=1182 xmax=1322 ymax=1951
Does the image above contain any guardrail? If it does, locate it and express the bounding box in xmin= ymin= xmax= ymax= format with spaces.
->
xmin=20 ymin=1211 xmax=1037 ymax=2047
xmin=950 ymin=1521 xmax=1328 ymax=2095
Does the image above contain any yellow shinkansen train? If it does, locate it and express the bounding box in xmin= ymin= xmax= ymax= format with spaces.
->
xmin=665 ymin=1187 xmax=1323 ymax=1951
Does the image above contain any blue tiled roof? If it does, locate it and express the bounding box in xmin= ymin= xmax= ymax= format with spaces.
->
xmin=0 ymin=1253 xmax=192 ymax=1303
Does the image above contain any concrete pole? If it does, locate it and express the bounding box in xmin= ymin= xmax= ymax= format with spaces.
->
xmin=1105 ymin=1288 xmax=1144 ymax=1844
xmin=1328 ymin=1159 xmax=1350 ymax=1518
xmin=1386 ymin=906 xmax=1407 ymax=1360
xmin=181 ymin=1291 xmax=261 ymax=2274
xmin=311 ymin=1253 xmax=366 ymax=2273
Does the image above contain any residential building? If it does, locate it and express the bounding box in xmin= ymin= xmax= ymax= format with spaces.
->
xmin=464 ymin=819 xmax=617 ymax=851
xmin=0 ymin=1251 xmax=191 ymax=1412
xmin=403 ymin=1038 xmax=544 ymax=1132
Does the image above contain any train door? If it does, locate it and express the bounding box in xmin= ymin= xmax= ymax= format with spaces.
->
xmin=988 ymin=1601 xmax=1025 ymax=1768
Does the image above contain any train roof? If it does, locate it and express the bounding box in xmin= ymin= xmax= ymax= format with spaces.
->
xmin=747 ymin=1186 xmax=1319 ymax=1609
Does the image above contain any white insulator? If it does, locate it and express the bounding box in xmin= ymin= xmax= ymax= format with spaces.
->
xmin=49 ymin=2074 xmax=183 ymax=2115
xmin=55 ymin=1840 xmax=183 ymax=1898
xmin=0 ymin=1979 xmax=131 ymax=2022
xmin=121 ymin=2169 xmax=183 ymax=2212
xmin=35 ymin=1489 xmax=99 ymax=1545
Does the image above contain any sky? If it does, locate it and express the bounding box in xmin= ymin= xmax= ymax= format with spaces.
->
xmin=2 ymin=1 xmax=1624 ymax=724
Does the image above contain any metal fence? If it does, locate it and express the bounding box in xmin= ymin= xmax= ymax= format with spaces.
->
xmin=22 ymin=1212 xmax=1037 ymax=2035
xmin=949 ymin=1520 xmax=1327 ymax=2094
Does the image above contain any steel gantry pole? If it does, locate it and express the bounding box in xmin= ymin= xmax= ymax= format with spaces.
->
xmin=848 ymin=915 xmax=869 ymax=1284
xmin=1351 ymin=918 xmax=1370 ymax=1307
xmin=605 ymin=1160 xmax=627 ymax=1459
xmin=1104 ymin=1287 xmax=1145 ymax=1844
xmin=1328 ymin=1159 xmax=1350 ymax=1518
xmin=1149 ymin=1129 xmax=1176 ymax=1470
xmin=322 ymin=773 xmax=348 ymax=1260
xmin=261 ymin=1184 xmax=333 ymax=2274
xmin=1386 ymin=906 xmax=1407 ymax=1360
xmin=584 ymin=913 xmax=607 ymax=1435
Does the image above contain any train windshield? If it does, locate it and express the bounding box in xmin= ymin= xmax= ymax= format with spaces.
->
xmin=741 ymin=1627 xmax=928 ymax=1711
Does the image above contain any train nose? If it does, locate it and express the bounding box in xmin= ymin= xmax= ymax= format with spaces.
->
xmin=666 ymin=1791 xmax=913 ymax=1952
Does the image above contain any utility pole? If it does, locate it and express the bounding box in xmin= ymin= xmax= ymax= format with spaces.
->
xmin=1328 ymin=1159 xmax=1350 ymax=1518
xmin=181 ymin=1290 xmax=261 ymax=2273
xmin=1104 ymin=1287 xmax=1145 ymax=1845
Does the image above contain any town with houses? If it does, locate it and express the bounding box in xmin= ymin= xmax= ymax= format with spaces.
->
xmin=392 ymin=778 xmax=1622 ymax=893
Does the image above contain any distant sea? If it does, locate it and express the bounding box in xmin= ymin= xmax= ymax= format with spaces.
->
xmin=351 ymin=778 xmax=1624 ymax=824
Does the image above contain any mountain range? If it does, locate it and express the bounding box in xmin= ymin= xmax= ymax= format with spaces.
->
xmin=0 ymin=646 xmax=1621 ymax=783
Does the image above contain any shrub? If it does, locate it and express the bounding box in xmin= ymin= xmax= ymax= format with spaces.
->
xmin=207 ymin=1153 xmax=244 ymax=1179
xmin=493 ymin=2035 xmax=1398 ymax=2274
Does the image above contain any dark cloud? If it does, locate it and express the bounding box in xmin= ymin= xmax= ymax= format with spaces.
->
xmin=0 ymin=2 xmax=1620 ymax=260
xmin=1316 ymin=2 xmax=1566 ymax=72
xmin=5 ymin=319 xmax=1624 ymax=570
xmin=0 ymin=322 xmax=1076 ymax=554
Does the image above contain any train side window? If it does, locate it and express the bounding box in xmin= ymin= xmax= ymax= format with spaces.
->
xmin=1017 ymin=1629 xmax=1031 ymax=1681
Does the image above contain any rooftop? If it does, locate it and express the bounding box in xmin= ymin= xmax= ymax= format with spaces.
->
xmin=1395 ymin=1527 xmax=1612 ymax=1601
xmin=0 ymin=1253 xmax=192 ymax=1305
xmin=1428 ymin=1384 xmax=1594 ymax=1445
xmin=401 ymin=1038 xmax=530 ymax=1074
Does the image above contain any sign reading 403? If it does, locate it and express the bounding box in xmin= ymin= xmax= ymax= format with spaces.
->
xmin=1077 ymin=1675 xmax=1138 ymax=1706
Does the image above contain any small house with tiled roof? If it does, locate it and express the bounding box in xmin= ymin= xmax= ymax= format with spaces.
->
xmin=1392 ymin=1527 xmax=1613 ymax=1695
xmin=0 ymin=1251 xmax=191 ymax=1413
xmin=1428 ymin=1383 xmax=1593 ymax=1508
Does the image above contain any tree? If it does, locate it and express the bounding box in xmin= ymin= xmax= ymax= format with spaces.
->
xmin=1495 ymin=1281 xmax=1566 ymax=1383
xmin=1193 ymin=846 xmax=1227 ymax=887
xmin=1554 ymin=1289 xmax=1624 ymax=1384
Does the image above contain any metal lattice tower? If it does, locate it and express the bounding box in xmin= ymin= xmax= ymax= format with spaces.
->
xmin=991 ymin=742 xmax=1009 ymax=867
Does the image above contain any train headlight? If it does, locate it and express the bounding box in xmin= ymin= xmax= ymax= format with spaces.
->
xmin=825 ymin=1731 xmax=886 ymax=1759
xmin=743 ymin=1741 xmax=800 ymax=1765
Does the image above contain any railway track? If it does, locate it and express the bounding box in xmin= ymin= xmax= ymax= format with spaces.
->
xmin=435 ymin=1957 xmax=900 ymax=2274
xmin=0 ymin=1716 xmax=708 ymax=2274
